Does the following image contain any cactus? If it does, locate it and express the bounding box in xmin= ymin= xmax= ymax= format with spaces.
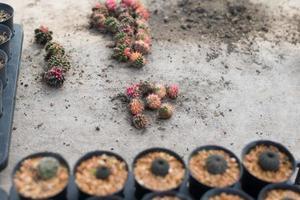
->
xmin=138 ymin=81 xmax=155 ymax=96
xmin=118 ymin=12 xmax=135 ymax=26
xmin=114 ymin=32 xmax=133 ymax=47
xmin=104 ymin=17 xmax=120 ymax=33
xmin=92 ymin=2 xmax=109 ymax=16
xmin=34 ymin=26 xmax=53 ymax=46
xmin=154 ymin=84 xmax=167 ymax=99
xmin=45 ymin=42 xmax=65 ymax=61
xmin=44 ymin=67 xmax=65 ymax=88
xmin=47 ymin=55 xmax=71 ymax=72
xmin=90 ymin=12 xmax=107 ymax=32
xmin=129 ymin=98 xmax=144 ymax=115
xmin=206 ymin=155 xmax=228 ymax=175
xmin=95 ymin=166 xmax=111 ymax=180
xmin=113 ymin=44 xmax=131 ymax=62
xmin=126 ymin=83 xmax=140 ymax=98
xmin=167 ymin=84 xmax=179 ymax=99
xmin=129 ymin=52 xmax=146 ymax=68
xmin=158 ymin=104 xmax=174 ymax=119
xmin=134 ymin=5 xmax=150 ymax=20
xmin=133 ymin=40 xmax=150 ymax=55
xmin=105 ymin=0 xmax=117 ymax=13
xmin=136 ymin=29 xmax=151 ymax=45
xmin=258 ymin=151 xmax=280 ymax=172
xmin=37 ymin=157 xmax=60 ymax=180
xmin=151 ymin=158 xmax=170 ymax=177
xmin=146 ymin=94 xmax=161 ymax=110
xmin=132 ymin=114 xmax=148 ymax=129
xmin=118 ymin=23 xmax=135 ymax=37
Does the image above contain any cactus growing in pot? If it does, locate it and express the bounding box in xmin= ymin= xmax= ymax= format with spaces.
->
xmin=44 ymin=67 xmax=65 ymax=88
xmin=37 ymin=157 xmax=60 ymax=180
xmin=47 ymin=55 xmax=71 ymax=72
xmin=34 ymin=26 xmax=53 ymax=46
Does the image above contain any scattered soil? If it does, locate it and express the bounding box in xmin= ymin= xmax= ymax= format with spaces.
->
xmin=134 ymin=151 xmax=185 ymax=191
xmin=209 ymin=193 xmax=244 ymax=200
xmin=264 ymin=189 xmax=300 ymax=200
xmin=13 ymin=157 xmax=69 ymax=199
xmin=75 ymin=154 xmax=128 ymax=197
xmin=0 ymin=10 xmax=11 ymax=23
xmin=0 ymin=32 xmax=8 ymax=44
xmin=153 ymin=197 xmax=181 ymax=200
xmin=243 ymin=145 xmax=293 ymax=183
xmin=189 ymin=149 xmax=240 ymax=187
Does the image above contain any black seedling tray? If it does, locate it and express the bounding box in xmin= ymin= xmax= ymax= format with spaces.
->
xmin=0 ymin=24 xmax=23 ymax=171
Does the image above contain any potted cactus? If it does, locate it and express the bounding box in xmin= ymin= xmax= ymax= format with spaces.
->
xmin=142 ymin=191 xmax=192 ymax=200
xmin=0 ymin=49 xmax=8 ymax=88
xmin=0 ymin=24 xmax=12 ymax=59
xmin=258 ymin=183 xmax=300 ymax=200
xmin=188 ymin=145 xmax=243 ymax=199
xmin=74 ymin=151 xmax=129 ymax=199
xmin=201 ymin=188 xmax=254 ymax=200
xmin=12 ymin=152 xmax=70 ymax=200
xmin=241 ymin=140 xmax=296 ymax=198
xmin=0 ymin=3 xmax=14 ymax=32
xmin=132 ymin=148 xmax=187 ymax=199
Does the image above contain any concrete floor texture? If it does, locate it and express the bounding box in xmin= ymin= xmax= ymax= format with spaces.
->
xmin=1 ymin=0 xmax=300 ymax=191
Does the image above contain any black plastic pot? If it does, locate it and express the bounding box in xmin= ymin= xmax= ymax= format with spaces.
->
xmin=0 ymin=24 xmax=12 ymax=60
xmin=142 ymin=191 xmax=192 ymax=200
xmin=241 ymin=140 xmax=296 ymax=198
xmin=132 ymin=148 xmax=187 ymax=200
xmin=201 ymin=188 xmax=254 ymax=200
xmin=12 ymin=152 xmax=70 ymax=200
xmin=0 ymin=49 xmax=8 ymax=88
xmin=74 ymin=151 xmax=129 ymax=200
xmin=188 ymin=145 xmax=243 ymax=200
xmin=86 ymin=196 xmax=123 ymax=200
xmin=0 ymin=3 xmax=14 ymax=34
xmin=0 ymin=187 xmax=8 ymax=200
xmin=258 ymin=183 xmax=300 ymax=200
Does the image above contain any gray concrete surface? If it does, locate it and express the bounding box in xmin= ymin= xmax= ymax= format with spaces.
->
xmin=1 ymin=0 xmax=300 ymax=192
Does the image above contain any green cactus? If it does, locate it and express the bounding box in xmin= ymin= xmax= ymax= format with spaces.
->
xmin=37 ymin=157 xmax=60 ymax=180
xmin=206 ymin=155 xmax=228 ymax=175
xmin=258 ymin=151 xmax=280 ymax=172
xmin=45 ymin=42 xmax=65 ymax=61
xmin=34 ymin=26 xmax=53 ymax=46
xmin=47 ymin=55 xmax=71 ymax=72
xmin=104 ymin=17 xmax=120 ymax=33
xmin=95 ymin=166 xmax=111 ymax=180
xmin=151 ymin=158 xmax=170 ymax=177
xmin=44 ymin=67 xmax=65 ymax=88
xmin=112 ymin=44 xmax=130 ymax=62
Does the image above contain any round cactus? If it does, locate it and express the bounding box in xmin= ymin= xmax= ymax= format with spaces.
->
xmin=158 ymin=104 xmax=174 ymax=119
xmin=129 ymin=98 xmax=144 ymax=115
xmin=45 ymin=42 xmax=65 ymax=61
xmin=105 ymin=0 xmax=117 ymax=12
xmin=92 ymin=2 xmax=109 ymax=16
xmin=104 ymin=17 xmax=120 ymax=33
xmin=129 ymin=52 xmax=146 ymax=68
xmin=154 ymin=84 xmax=167 ymax=99
xmin=138 ymin=81 xmax=155 ymax=96
xmin=90 ymin=12 xmax=107 ymax=32
xmin=95 ymin=166 xmax=111 ymax=180
xmin=118 ymin=23 xmax=135 ymax=37
xmin=113 ymin=44 xmax=131 ymax=62
xmin=37 ymin=157 xmax=60 ymax=180
xmin=146 ymin=94 xmax=161 ymax=110
xmin=132 ymin=114 xmax=148 ymax=129
xmin=114 ymin=32 xmax=133 ymax=47
xmin=167 ymin=84 xmax=179 ymax=99
xmin=150 ymin=158 xmax=170 ymax=177
xmin=134 ymin=5 xmax=150 ymax=20
xmin=133 ymin=40 xmax=150 ymax=55
xmin=47 ymin=55 xmax=71 ymax=72
xmin=34 ymin=26 xmax=53 ymax=46
xmin=205 ymin=155 xmax=228 ymax=175
xmin=118 ymin=12 xmax=135 ymax=26
xmin=126 ymin=83 xmax=140 ymax=98
xmin=44 ymin=67 xmax=65 ymax=88
xmin=258 ymin=151 xmax=280 ymax=172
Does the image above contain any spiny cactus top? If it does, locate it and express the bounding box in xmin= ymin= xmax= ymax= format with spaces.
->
xmin=258 ymin=151 xmax=280 ymax=172
xmin=37 ymin=157 xmax=60 ymax=180
xmin=95 ymin=166 xmax=111 ymax=180
xmin=34 ymin=26 xmax=53 ymax=46
xmin=206 ymin=155 xmax=228 ymax=175
xmin=150 ymin=158 xmax=170 ymax=177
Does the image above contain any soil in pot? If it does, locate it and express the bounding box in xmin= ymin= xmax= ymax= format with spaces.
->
xmin=151 ymin=197 xmax=181 ymax=200
xmin=13 ymin=156 xmax=69 ymax=199
xmin=133 ymin=151 xmax=186 ymax=191
xmin=208 ymin=193 xmax=245 ymax=200
xmin=0 ymin=10 xmax=11 ymax=23
xmin=0 ymin=32 xmax=8 ymax=44
xmin=243 ymin=144 xmax=293 ymax=183
xmin=262 ymin=189 xmax=300 ymax=200
xmin=75 ymin=154 xmax=128 ymax=197
xmin=189 ymin=149 xmax=241 ymax=188
xmin=0 ymin=57 xmax=5 ymax=69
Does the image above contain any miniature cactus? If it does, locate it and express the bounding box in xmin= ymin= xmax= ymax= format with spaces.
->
xmin=134 ymin=5 xmax=150 ymax=20
xmin=158 ymin=104 xmax=174 ymax=119
xmin=114 ymin=32 xmax=132 ymax=46
xmin=258 ymin=151 xmax=280 ymax=171
xmin=90 ymin=12 xmax=107 ymax=32
xmin=129 ymin=98 xmax=144 ymax=115
xmin=129 ymin=52 xmax=146 ymax=68
xmin=37 ymin=157 xmax=60 ymax=180
xmin=206 ymin=155 xmax=228 ymax=175
xmin=47 ymin=55 xmax=71 ymax=72
xmin=44 ymin=67 xmax=65 ymax=88
xmin=126 ymin=83 xmax=140 ymax=98
xmin=95 ymin=166 xmax=111 ymax=180
xmin=136 ymin=29 xmax=151 ymax=45
xmin=136 ymin=19 xmax=150 ymax=31
xmin=167 ymin=84 xmax=179 ymax=99
xmin=45 ymin=42 xmax=65 ymax=60
xmin=154 ymin=84 xmax=167 ymax=99
xmin=118 ymin=12 xmax=135 ymax=26
xmin=118 ymin=23 xmax=135 ymax=37
xmin=133 ymin=40 xmax=150 ymax=55
xmin=104 ymin=17 xmax=120 ymax=33
xmin=121 ymin=0 xmax=137 ymax=8
xmin=34 ymin=26 xmax=53 ymax=46
xmin=92 ymin=2 xmax=109 ymax=16
xmin=146 ymin=94 xmax=161 ymax=110
xmin=132 ymin=114 xmax=148 ymax=129
xmin=138 ymin=81 xmax=155 ymax=96
xmin=105 ymin=0 xmax=117 ymax=12
xmin=151 ymin=158 xmax=170 ymax=177
xmin=113 ymin=44 xmax=131 ymax=62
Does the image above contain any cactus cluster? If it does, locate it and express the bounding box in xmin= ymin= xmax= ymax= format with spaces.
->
xmin=124 ymin=81 xmax=180 ymax=129
xmin=90 ymin=0 xmax=151 ymax=68
xmin=34 ymin=26 xmax=71 ymax=88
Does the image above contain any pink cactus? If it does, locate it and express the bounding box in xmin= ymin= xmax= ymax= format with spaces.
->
xmin=167 ymin=84 xmax=179 ymax=99
xmin=126 ymin=83 xmax=140 ymax=98
xmin=121 ymin=0 xmax=137 ymax=8
xmin=105 ymin=0 xmax=117 ymax=12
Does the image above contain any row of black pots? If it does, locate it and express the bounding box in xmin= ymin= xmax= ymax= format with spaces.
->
xmin=11 ymin=140 xmax=300 ymax=200
xmin=0 ymin=187 xmax=8 ymax=200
